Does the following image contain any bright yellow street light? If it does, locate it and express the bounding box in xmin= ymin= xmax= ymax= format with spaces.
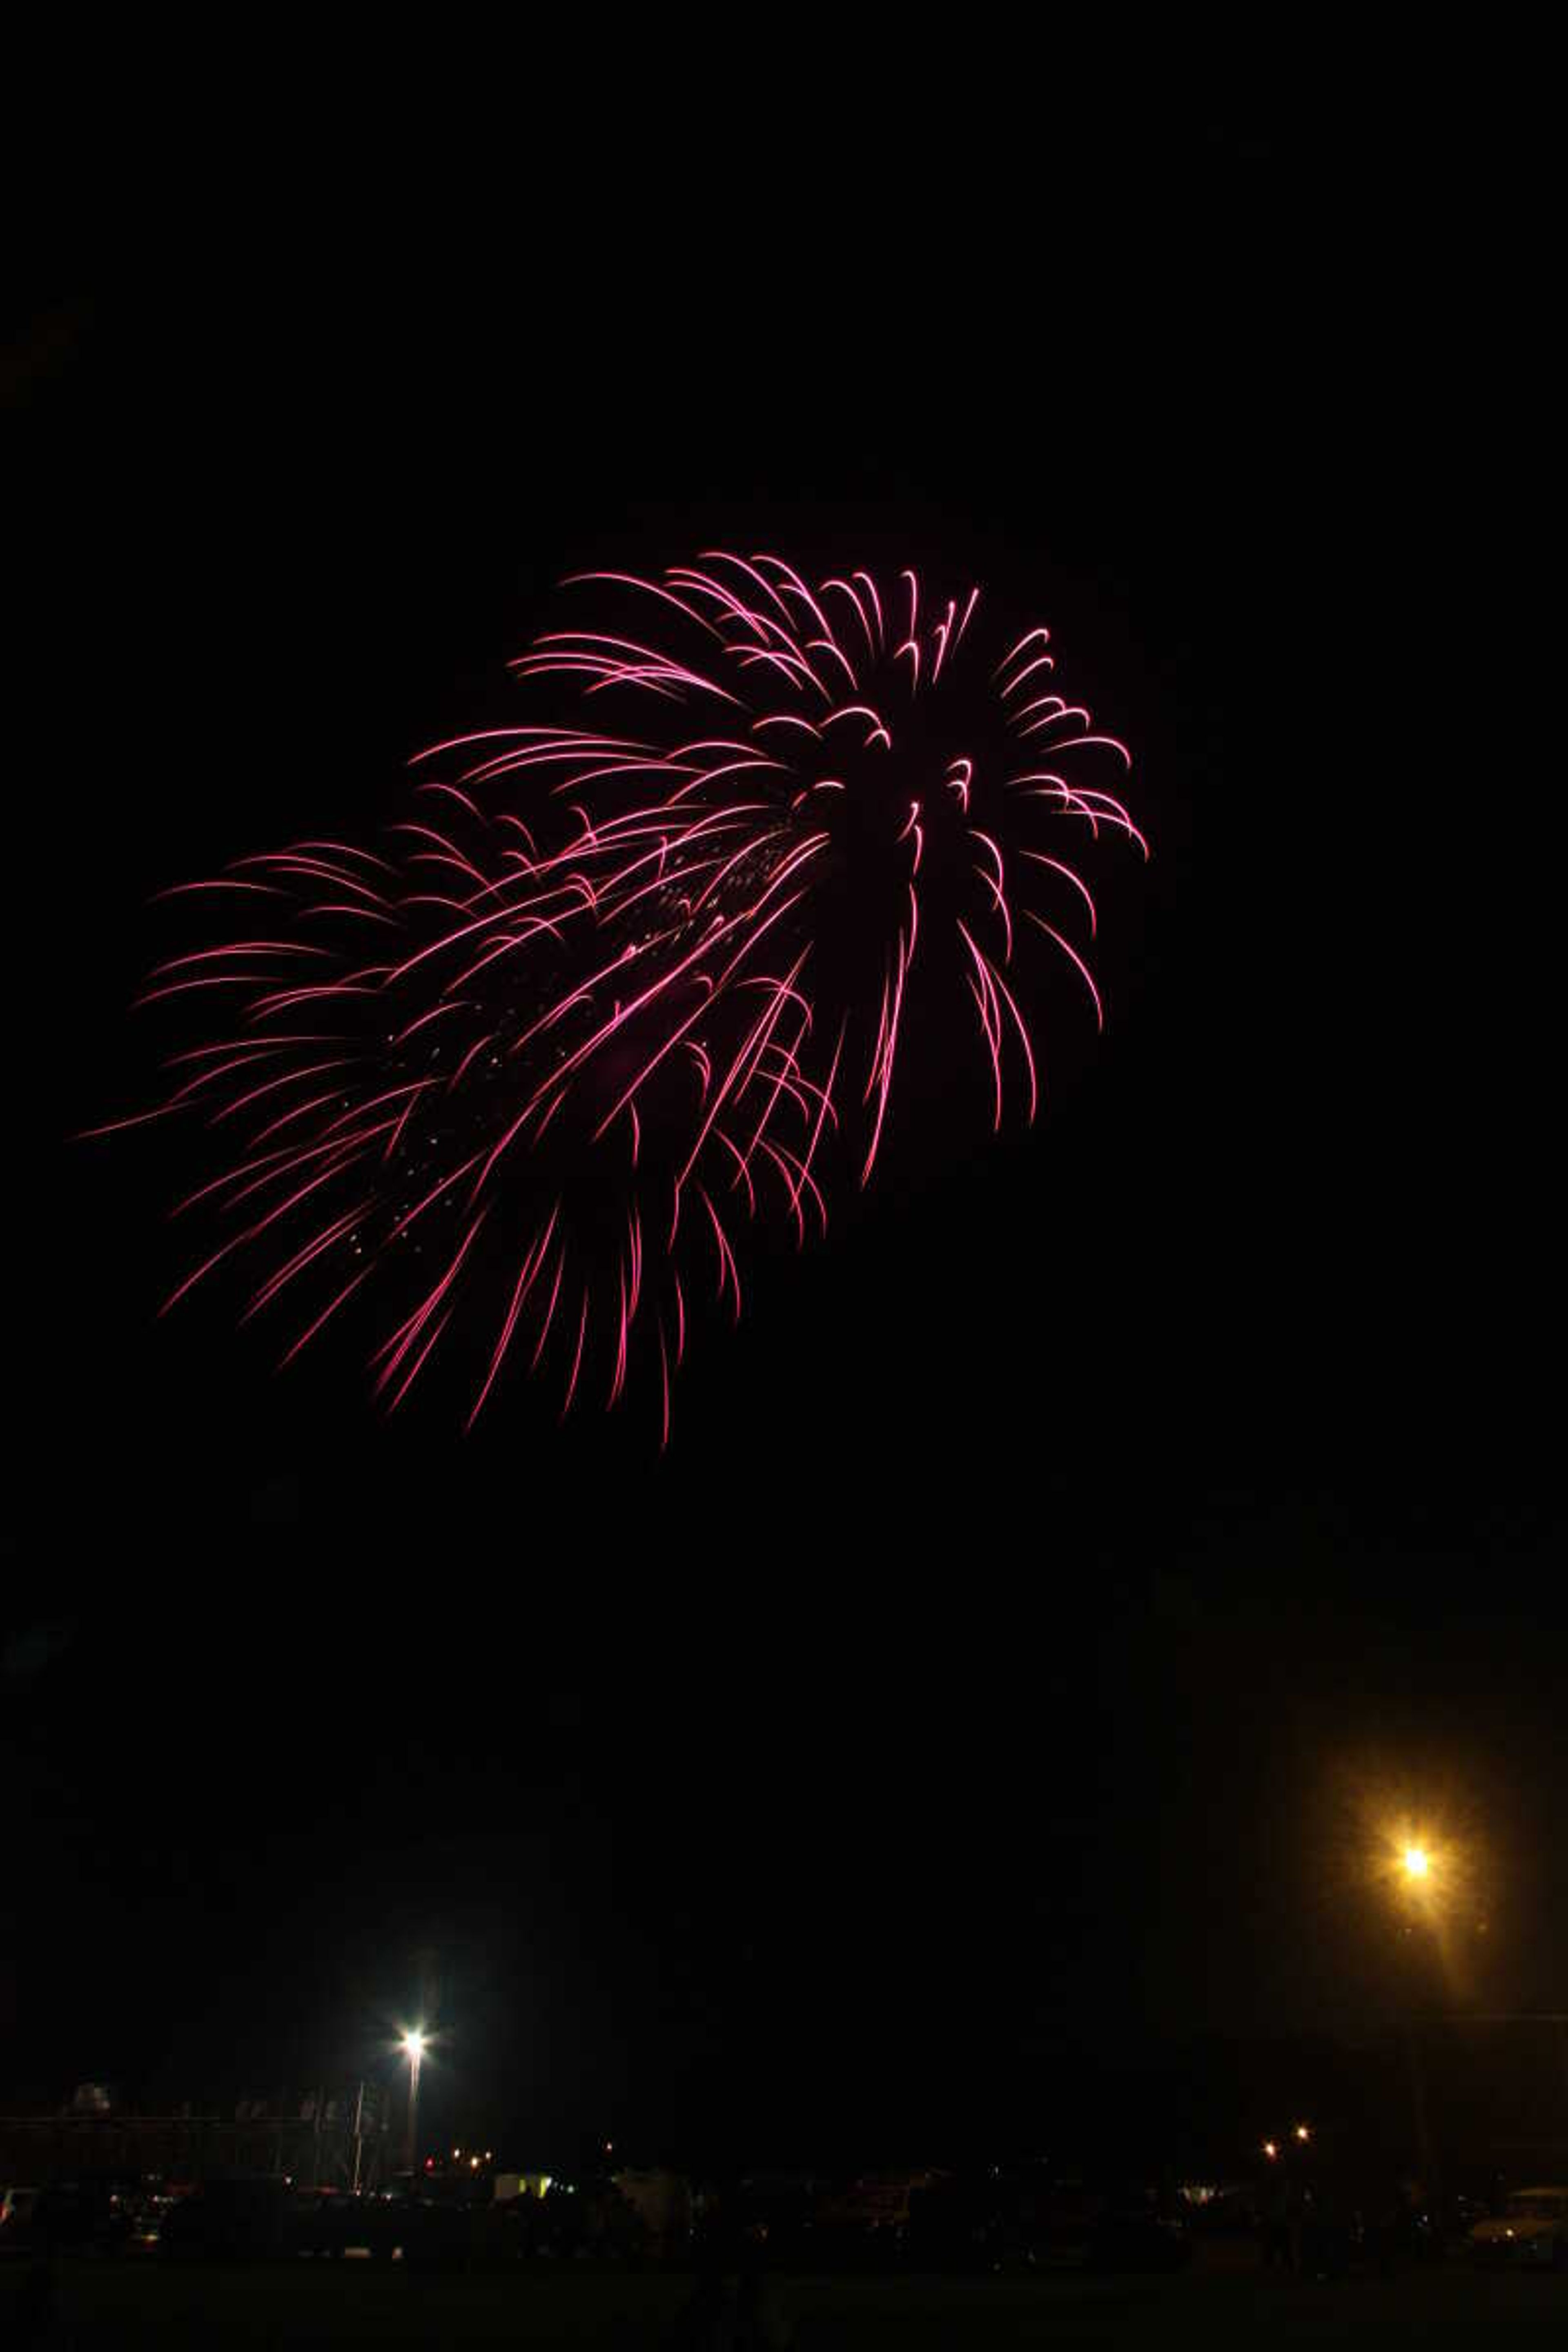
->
xmin=1402 ymin=1846 xmax=1431 ymax=1881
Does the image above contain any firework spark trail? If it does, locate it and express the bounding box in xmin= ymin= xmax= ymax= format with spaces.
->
xmin=99 ymin=555 xmax=1145 ymax=1443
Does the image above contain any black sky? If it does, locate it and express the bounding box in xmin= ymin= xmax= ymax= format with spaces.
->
xmin=6 ymin=102 xmax=1559 ymax=2164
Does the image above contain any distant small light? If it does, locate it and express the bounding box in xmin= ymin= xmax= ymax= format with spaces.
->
xmin=1294 ymin=2124 xmax=1311 ymax=2143
xmin=1262 ymin=2141 xmax=1279 ymax=2162
xmin=470 ymin=2156 xmax=480 ymax=2169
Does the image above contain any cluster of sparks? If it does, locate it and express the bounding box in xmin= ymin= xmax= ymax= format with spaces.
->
xmin=96 ymin=554 xmax=1144 ymax=1443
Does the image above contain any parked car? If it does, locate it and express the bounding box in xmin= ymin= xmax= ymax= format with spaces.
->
xmin=291 ymin=2187 xmax=354 ymax=2258
xmin=1469 ymin=2187 xmax=1568 ymax=2268
xmin=292 ymin=2187 xmax=408 ymax=2260
xmin=29 ymin=2179 xmax=138 ymax=2257
xmin=122 ymin=2184 xmax=174 ymax=2255
xmin=1087 ymin=2196 xmax=1193 ymax=2273
xmin=160 ymin=2175 xmax=295 ymax=2261
xmin=0 ymin=2186 xmax=40 ymax=2253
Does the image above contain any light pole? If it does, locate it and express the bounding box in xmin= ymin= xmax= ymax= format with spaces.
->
xmin=1390 ymin=1838 xmax=1447 ymax=2188
xmin=400 ymin=2030 xmax=427 ymax=2176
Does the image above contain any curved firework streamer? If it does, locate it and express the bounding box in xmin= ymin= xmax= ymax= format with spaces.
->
xmin=92 ymin=555 xmax=1146 ymax=1443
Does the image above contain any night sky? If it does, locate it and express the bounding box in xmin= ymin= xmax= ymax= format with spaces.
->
xmin=7 ymin=107 xmax=1559 ymax=2169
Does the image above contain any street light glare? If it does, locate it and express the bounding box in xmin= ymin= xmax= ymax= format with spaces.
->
xmin=1402 ymin=1846 xmax=1430 ymax=1880
xmin=401 ymin=2029 xmax=428 ymax=2058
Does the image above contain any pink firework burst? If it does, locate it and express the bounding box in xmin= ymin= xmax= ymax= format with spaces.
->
xmin=92 ymin=554 xmax=1145 ymax=1444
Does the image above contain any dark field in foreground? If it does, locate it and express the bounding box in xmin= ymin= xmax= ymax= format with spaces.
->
xmin=6 ymin=2258 xmax=1568 ymax=2348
